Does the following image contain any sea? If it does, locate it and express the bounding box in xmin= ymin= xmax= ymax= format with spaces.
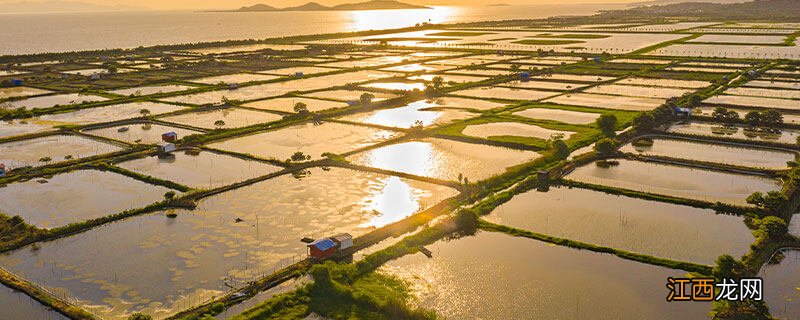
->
xmin=0 ymin=4 xmax=627 ymax=55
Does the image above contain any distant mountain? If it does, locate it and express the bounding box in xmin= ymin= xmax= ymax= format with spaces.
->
xmin=628 ymin=0 xmax=748 ymax=6
xmin=232 ymin=0 xmax=430 ymax=12
xmin=597 ymin=0 xmax=800 ymax=21
xmin=0 ymin=0 xmax=143 ymax=13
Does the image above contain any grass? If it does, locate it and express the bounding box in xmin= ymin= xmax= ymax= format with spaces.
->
xmin=628 ymin=33 xmax=702 ymax=55
xmin=511 ymin=39 xmax=585 ymax=46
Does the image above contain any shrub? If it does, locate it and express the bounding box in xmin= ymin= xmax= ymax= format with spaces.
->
xmin=758 ymin=216 xmax=788 ymax=240
xmin=593 ymin=138 xmax=618 ymax=156
xmin=595 ymin=114 xmax=617 ymax=136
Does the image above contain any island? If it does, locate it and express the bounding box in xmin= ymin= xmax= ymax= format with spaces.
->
xmin=232 ymin=0 xmax=430 ymax=12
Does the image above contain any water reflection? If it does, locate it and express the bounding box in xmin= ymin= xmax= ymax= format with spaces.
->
xmin=361 ymin=176 xmax=427 ymax=228
xmin=346 ymin=7 xmax=458 ymax=31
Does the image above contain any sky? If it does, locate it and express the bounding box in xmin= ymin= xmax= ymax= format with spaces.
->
xmin=0 ymin=0 xmax=644 ymax=11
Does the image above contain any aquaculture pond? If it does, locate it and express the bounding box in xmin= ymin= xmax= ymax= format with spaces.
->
xmin=462 ymin=122 xmax=573 ymax=140
xmin=585 ymin=84 xmax=692 ymax=99
xmin=0 ymin=284 xmax=67 ymax=320
xmin=37 ymin=101 xmax=186 ymax=125
xmin=407 ymin=74 xmax=487 ymax=85
xmin=744 ymin=80 xmax=800 ymax=90
xmin=158 ymin=108 xmax=282 ymax=129
xmin=3 ymin=93 xmax=107 ymax=109
xmin=566 ymin=159 xmax=780 ymax=206
xmin=348 ymin=138 xmax=539 ymax=182
xmin=84 ymin=123 xmax=202 ymax=144
xmin=189 ymin=73 xmax=279 ymax=85
xmin=118 ymin=150 xmax=282 ymax=188
xmin=545 ymin=93 xmax=664 ymax=111
xmin=207 ymin=121 xmax=399 ymax=161
xmin=514 ymin=107 xmax=601 ymax=124
xmin=0 ymin=169 xmax=173 ymax=228
xmin=0 ymin=134 xmax=122 ymax=169
xmin=256 ymin=66 xmax=337 ymax=77
xmin=620 ymin=137 xmax=795 ymax=169
xmin=725 ymin=87 xmax=800 ymax=100
xmin=338 ymin=99 xmax=477 ymax=129
xmin=759 ymin=249 xmax=800 ymax=320
xmin=501 ymin=80 xmax=588 ymax=91
xmin=0 ymin=86 xmax=52 ymax=99
xmin=667 ymin=122 xmax=800 ymax=145
xmin=301 ymin=90 xmax=398 ymax=102
xmin=453 ymin=87 xmax=558 ymax=101
xmin=534 ymin=74 xmax=616 ymax=83
xmin=380 ymin=232 xmax=709 ymax=320
xmin=0 ymin=167 xmax=455 ymax=319
xmin=431 ymin=96 xmax=506 ymax=111
xmin=614 ymin=77 xmax=710 ymax=89
xmin=0 ymin=119 xmax=54 ymax=138
xmin=362 ymin=82 xmax=426 ymax=91
xmin=483 ymin=186 xmax=753 ymax=264
xmin=109 ymin=84 xmax=194 ymax=96
xmin=243 ymin=97 xmax=346 ymax=113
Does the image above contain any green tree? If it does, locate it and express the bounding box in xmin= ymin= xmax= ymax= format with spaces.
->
xmin=760 ymin=109 xmax=783 ymax=127
xmin=743 ymin=111 xmax=761 ymax=127
xmin=550 ymin=139 xmax=570 ymax=160
xmin=293 ymin=102 xmax=309 ymax=115
xmin=359 ymin=93 xmax=375 ymax=105
xmin=431 ymin=76 xmax=444 ymax=90
xmin=712 ymin=107 xmax=730 ymax=122
xmin=213 ymin=120 xmax=225 ymax=129
xmin=759 ymin=216 xmax=788 ymax=240
xmin=712 ymin=254 xmax=747 ymax=280
xmin=139 ymin=109 xmax=151 ymax=117
xmin=290 ymin=151 xmax=311 ymax=162
xmin=127 ymin=314 xmax=153 ymax=320
xmin=595 ymin=114 xmax=618 ymax=136
xmin=632 ymin=113 xmax=655 ymax=131
xmin=593 ymin=138 xmax=618 ymax=156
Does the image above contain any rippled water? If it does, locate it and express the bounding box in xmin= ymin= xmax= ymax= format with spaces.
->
xmin=84 ymin=122 xmax=202 ymax=144
xmin=339 ymin=99 xmax=478 ymax=129
xmin=0 ymin=284 xmax=67 ymax=320
xmin=760 ymin=249 xmax=800 ymax=319
xmin=620 ymin=137 xmax=796 ymax=169
xmin=158 ymin=108 xmax=282 ymax=129
xmin=0 ymin=134 xmax=122 ymax=169
xmin=667 ymin=121 xmax=800 ymax=144
xmin=381 ymin=231 xmax=709 ymax=319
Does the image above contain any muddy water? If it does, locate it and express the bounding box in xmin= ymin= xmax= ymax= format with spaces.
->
xmin=243 ymin=97 xmax=345 ymax=113
xmin=381 ymin=232 xmax=709 ymax=319
xmin=118 ymin=150 xmax=282 ymax=188
xmin=759 ymin=249 xmax=800 ymax=320
xmin=462 ymin=122 xmax=573 ymax=140
xmin=208 ymin=121 xmax=399 ymax=161
xmin=3 ymin=93 xmax=107 ymax=109
xmin=38 ymin=101 xmax=186 ymax=125
xmin=339 ymin=99 xmax=477 ymax=129
xmin=0 ymin=167 xmax=455 ymax=319
xmin=620 ymin=137 xmax=795 ymax=169
xmin=514 ymin=107 xmax=600 ymax=124
xmin=484 ymin=186 xmax=754 ymax=264
xmin=0 ymin=134 xmax=122 ymax=169
xmin=0 ymin=169 xmax=173 ymax=228
xmin=453 ymin=86 xmax=558 ymax=101
xmin=567 ymin=159 xmax=781 ymax=206
xmin=348 ymin=138 xmax=539 ymax=182
xmin=0 ymin=119 xmax=54 ymax=138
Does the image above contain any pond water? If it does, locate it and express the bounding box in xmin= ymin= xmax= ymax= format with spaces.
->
xmin=362 ymin=82 xmax=426 ymax=91
xmin=302 ymin=90 xmax=398 ymax=102
xmin=614 ymin=77 xmax=710 ymax=89
xmin=118 ymin=150 xmax=282 ymax=188
xmin=255 ymin=66 xmax=338 ymax=77
xmin=3 ymin=93 xmax=107 ymax=110
xmin=208 ymin=122 xmax=399 ymax=161
xmin=109 ymin=84 xmax=194 ymax=96
xmin=667 ymin=122 xmax=800 ymax=145
xmin=501 ymin=79 xmax=588 ymax=91
xmin=545 ymin=93 xmax=663 ymax=111
xmin=380 ymin=63 xmax=449 ymax=73
xmin=759 ymin=249 xmax=800 ymax=320
xmin=182 ymin=44 xmax=306 ymax=55
xmin=0 ymin=134 xmax=122 ymax=169
xmin=381 ymin=231 xmax=709 ymax=320
xmin=620 ymin=137 xmax=795 ymax=169
xmin=0 ymin=119 xmax=54 ymax=138
xmin=585 ymin=84 xmax=693 ymax=99
xmin=534 ymin=73 xmax=616 ymax=83
xmin=407 ymin=73 xmax=488 ymax=85
xmin=338 ymin=99 xmax=477 ymax=129
xmin=725 ymin=87 xmax=800 ymax=100
xmin=0 ymin=86 xmax=52 ymax=100
xmin=38 ymin=101 xmax=186 ymax=125
xmin=648 ymin=43 xmax=800 ymax=60
xmin=453 ymin=86 xmax=558 ymax=101
xmin=687 ymin=34 xmax=786 ymax=44
xmin=432 ymin=96 xmax=506 ymax=111
xmin=483 ymin=186 xmax=754 ymax=264
xmin=84 ymin=123 xmax=202 ymax=144
xmin=514 ymin=107 xmax=600 ymax=124
xmin=744 ymin=80 xmax=800 ymax=90
xmin=566 ymin=159 xmax=781 ymax=206
xmin=444 ymin=68 xmax=512 ymax=77
xmin=462 ymin=122 xmax=573 ymax=140
xmin=0 ymin=169 xmax=172 ymax=228
xmin=0 ymin=284 xmax=67 ymax=320
xmin=189 ymin=73 xmax=280 ymax=85
xmin=158 ymin=108 xmax=282 ymax=129
xmin=666 ymin=66 xmax=741 ymax=74
xmin=243 ymin=97 xmax=346 ymax=113
xmin=0 ymin=167 xmax=455 ymax=319
xmin=348 ymin=138 xmax=539 ymax=182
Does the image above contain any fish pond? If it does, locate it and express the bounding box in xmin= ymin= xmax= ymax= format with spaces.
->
xmin=0 ymin=134 xmax=122 ymax=169
xmin=338 ymin=99 xmax=478 ymax=129
xmin=620 ymin=137 xmax=795 ymax=169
